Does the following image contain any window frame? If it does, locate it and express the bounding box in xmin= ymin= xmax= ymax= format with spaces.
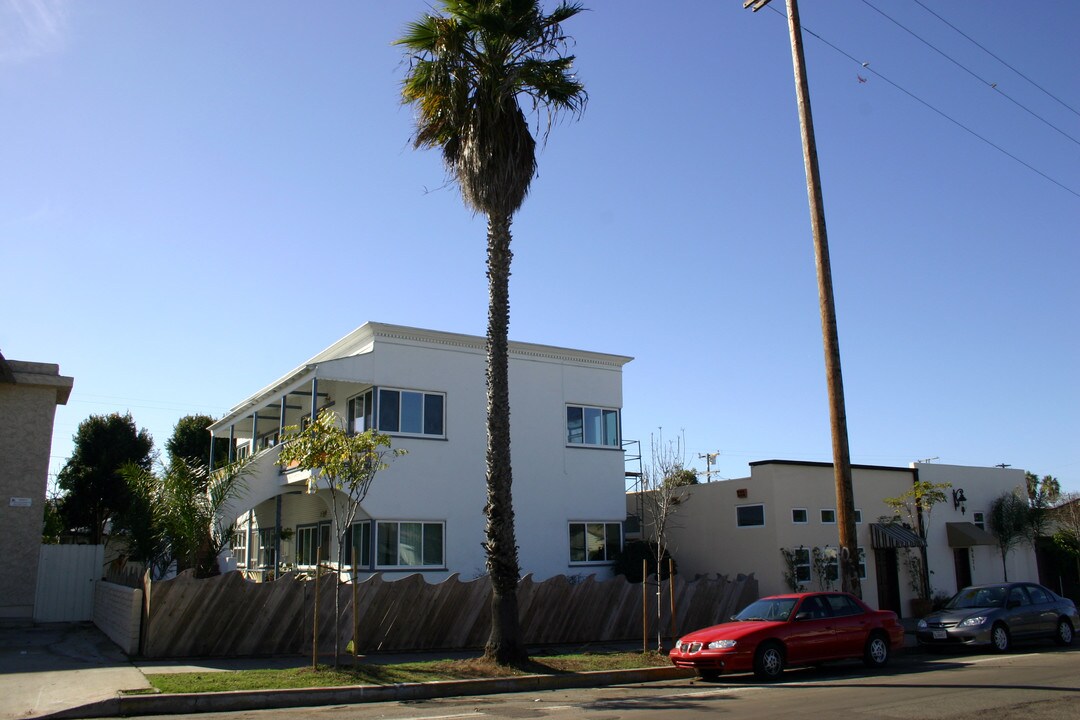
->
xmin=296 ymin=521 xmax=332 ymax=568
xmin=231 ymin=529 xmax=248 ymax=567
xmin=342 ymin=520 xmax=372 ymax=568
xmin=565 ymin=405 xmax=621 ymax=448
xmin=376 ymin=387 xmax=446 ymax=438
xmin=568 ymin=521 xmax=622 ymax=564
xmin=820 ymin=508 xmax=837 ymax=524
xmin=256 ymin=528 xmax=277 ymax=569
xmin=972 ymin=511 xmax=986 ymax=530
xmin=347 ymin=390 xmax=374 ymax=435
xmin=736 ymin=503 xmax=766 ymax=528
xmin=791 ymin=508 xmax=808 ymax=524
xmin=794 ymin=547 xmax=811 ymax=584
xmin=375 ymin=520 xmax=445 ymax=570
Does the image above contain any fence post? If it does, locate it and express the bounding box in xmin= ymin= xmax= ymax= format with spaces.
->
xmin=668 ymin=558 xmax=677 ymax=647
xmin=642 ymin=560 xmax=647 ymax=654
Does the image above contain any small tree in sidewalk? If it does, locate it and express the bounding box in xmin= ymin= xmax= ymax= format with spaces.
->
xmin=884 ymin=480 xmax=950 ymax=601
xmin=276 ymin=408 xmax=406 ymax=667
xmin=636 ymin=429 xmax=694 ymax=651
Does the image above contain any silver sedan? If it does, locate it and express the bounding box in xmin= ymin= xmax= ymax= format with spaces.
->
xmin=916 ymin=582 xmax=1079 ymax=652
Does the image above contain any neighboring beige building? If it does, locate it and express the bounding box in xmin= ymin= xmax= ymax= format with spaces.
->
xmin=629 ymin=460 xmax=1037 ymax=618
xmin=0 ymin=352 xmax=73 ymax=621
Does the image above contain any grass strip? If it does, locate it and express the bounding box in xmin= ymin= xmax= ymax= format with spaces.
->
xmin=145 ymin=651 xmax=669 ymax=694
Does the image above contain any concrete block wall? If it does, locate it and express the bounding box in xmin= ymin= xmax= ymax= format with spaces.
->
xmin=93 ymin=582 xmax=142 ymax=656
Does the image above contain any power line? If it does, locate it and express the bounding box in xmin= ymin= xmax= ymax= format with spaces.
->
xmin=910 ymin=0 xmax=1080 ymax=119
xmin=859 ymin=0 xmax=1080 ymax=148
xmin=763 ymin=4 xmax=1080 ymax=199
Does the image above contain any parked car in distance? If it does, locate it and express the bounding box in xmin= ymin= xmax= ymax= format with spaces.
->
xmin=916 ymin=582 xmax=1078 ymax=652
xmin=670 ymin=592 xmax=904 ymax=681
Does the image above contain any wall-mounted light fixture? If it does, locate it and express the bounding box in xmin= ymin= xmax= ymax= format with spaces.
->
xmin=953 ymin=488 xmax=967 ymax=514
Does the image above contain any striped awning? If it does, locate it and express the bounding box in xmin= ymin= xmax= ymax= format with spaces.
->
xmin=946 ymin=522 xmax=998 ymax=548
xmin=870 ymin=523 xmax=926 ymax=549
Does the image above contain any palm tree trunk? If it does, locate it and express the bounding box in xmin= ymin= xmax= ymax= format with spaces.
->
xmin=483 ymin=213 xmax=528 ymax=666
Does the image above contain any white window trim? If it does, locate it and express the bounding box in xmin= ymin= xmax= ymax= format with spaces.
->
xmin=736 ymin=503 xmax=766 ymax=528
xmin=820 ymin=508 xmax=836 ymax=524
xmin=568 ymin=521 xmax=622 ymax=564
xmin=854 ymin=509 xmax=863 ymax=524
xmin=791 ymin=508 xmax=808 ymax=524
xmin=377 ymin=387 xmax=447 ymax=439
xmin=375 ymin=520 xmax=446 ymax=570
xmin=794 ymin=547 xmax=811 ymax=584
xmin=565 ymin=404 xmax=621 ymax=448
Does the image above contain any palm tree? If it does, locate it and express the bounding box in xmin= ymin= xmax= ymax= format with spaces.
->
xmin=396 ymin=0 xmax=587 ymax=665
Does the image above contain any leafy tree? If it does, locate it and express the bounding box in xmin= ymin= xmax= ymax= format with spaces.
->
xmin=884 ymin=480 xmax=950 ymax=600
xmin=120 ymin=458 xmax=250 ymax=580
xmin=1051 ymin=493 xmax=1080 ymax=583
xmin=166 ymin=414 xmax=229 ymax=472
xmin=276 ymin=409 xmax=405 ymax=667
xmin=612 ymin=541 xmax=675 ymax=583
xmin=989 ymin=491 xmax=1029 ymax=581
xmin=397 ymin=0 xmax=586 ymax=666
xmin=1024 ymin=472 xmax=1061 ymax=543
xmin=56 ymin=412 xmax=154 ymax=545
xmin=663 ymin=466 xmax=699 ymax=489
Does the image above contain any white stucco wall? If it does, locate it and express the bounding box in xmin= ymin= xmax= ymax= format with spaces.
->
xmin=216 ymin=324 xmax=630 ymax=582
xmin=913 ymin=463 xmax=1036 ymax=594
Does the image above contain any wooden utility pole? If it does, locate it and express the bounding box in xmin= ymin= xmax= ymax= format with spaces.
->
xmin=745 ymin=0 xmax=861 ymax=597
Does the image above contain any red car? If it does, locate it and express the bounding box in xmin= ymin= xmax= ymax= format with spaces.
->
xmin=670 ymin=591 xmax=904 ymax=681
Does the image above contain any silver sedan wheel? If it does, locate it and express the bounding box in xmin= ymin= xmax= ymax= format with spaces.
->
xmin=991 ymin=624 xmax=1010 ymax=652
xmin=1056 ymin=619 xmax=1073 ymax=646
xmin=867 ymin=636 xmax=889 ymax=666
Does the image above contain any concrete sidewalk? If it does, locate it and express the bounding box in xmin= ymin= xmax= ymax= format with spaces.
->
xmin=0 ymin=624 xmax=688 ymax=719
xmin=0 ymin=623 xmax=151 ymax=720
xmin=1 ymin=623 xmax=922 ymax=719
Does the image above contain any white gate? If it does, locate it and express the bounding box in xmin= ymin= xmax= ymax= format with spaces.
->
xmin=34 ymin=544 xmax=104 ymax=622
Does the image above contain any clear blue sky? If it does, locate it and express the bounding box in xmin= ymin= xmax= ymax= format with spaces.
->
xmin=3 ymin=1 xmax=1077 ymax=495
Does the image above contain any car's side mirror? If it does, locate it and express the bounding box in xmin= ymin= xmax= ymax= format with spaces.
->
xmin=795 ymin=611 xmax=811 ymax=621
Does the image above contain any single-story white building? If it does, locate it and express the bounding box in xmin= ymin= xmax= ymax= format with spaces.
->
xmin=629 ymin=460 xmax=1038 ymax=617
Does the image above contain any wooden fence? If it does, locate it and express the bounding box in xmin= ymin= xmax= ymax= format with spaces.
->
xmin=141 ymin=570 xmax=758 ymax=658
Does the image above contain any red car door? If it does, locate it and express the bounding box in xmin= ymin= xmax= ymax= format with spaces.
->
xmin=784 ymin=595 xmax=837 ymax=663
xmin=823 ymin=593 xmax=872 ymax=657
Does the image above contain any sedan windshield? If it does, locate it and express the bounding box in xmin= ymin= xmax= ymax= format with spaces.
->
xmin=946 ymin=585 xmax=1007 ymax=610
xmin=735 ymin=598 xmax=797 ymax=622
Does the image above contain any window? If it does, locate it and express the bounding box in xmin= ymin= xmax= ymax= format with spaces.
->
xmin=342 ymin=521 xmax=371 ymax=568
xmin=794 ymin=547 xmax=811 ymax=584
xmin=235 ymin=442 xmax=250 ymax=461
xmin=569 ymin=522 xmax=622 ymax=563
xmin=791 ymin=508 xmax=808 ymax=524
xmin=256 ymin=528 xmax=277 ymax=569
xmin=1025 ymin=585 xmax=1051 ymax=605
xmin=296 ymin=522 xmax=332 ymax=567
xmin=820 ymin=509 xmax=836 ymax=524
xmin=377 ymin=521 xmax=444 ymax=568
xmin=566 ymin=405 xmax=620 ymax=447
xmin=973 ymin=511 xmax=986 ymax=530
xmin=854 ymin=509 xmax=863 ymax=523
xmin=824 ymin=593 xmax=862 ymax=617
xmin=857 ymin=547 xmax=867 ymax=579
xmin=736 ymin=504 xmax=765 ymax=527
xmin=823 ymin=547 xmax=839 ymax=583
xmin=347 ymin=391 xmax=374 ymax=434
xmin=231 ymin=530 xmax=248 ymax=567
xmin=378 ymin=388 xmax=445 ymax=437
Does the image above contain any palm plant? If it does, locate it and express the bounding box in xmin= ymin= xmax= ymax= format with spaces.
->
xmin=396 ymin=0 xmax=587 ymax=665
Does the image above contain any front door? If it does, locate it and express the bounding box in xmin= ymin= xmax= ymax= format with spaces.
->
xmin=875 ymin=549 xmax=902 ymax=618
xmin=954 ymin=548 xmax=973 ymax=590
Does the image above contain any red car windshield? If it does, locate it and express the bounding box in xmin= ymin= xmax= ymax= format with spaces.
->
xmin=735 ymin=598 xmax=797 ymax=622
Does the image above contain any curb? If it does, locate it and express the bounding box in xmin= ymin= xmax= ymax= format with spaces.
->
xmin=41 ymin=666 xmax=696 ymax=718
